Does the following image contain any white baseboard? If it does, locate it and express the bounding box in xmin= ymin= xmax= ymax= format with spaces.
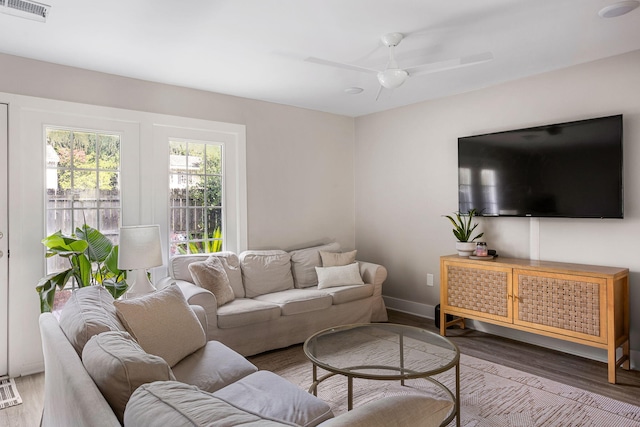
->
xmin=383 ymin=296 xmax=639 ymax=371
xmin=382 ymin=296 xmax=435 ymax=320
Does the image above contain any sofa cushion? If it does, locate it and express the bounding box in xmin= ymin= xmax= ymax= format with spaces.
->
xmin=188 ymin=255 xmax=236 ymax=307
xmin=169 ymin=252 xmax=244 ymax=298
xmin=319 ymin=395 xmax=453 ymax=427
xmin=171 ymin=340 xmax=258 ymax=393
xmin=213 ymin=371 xmax=334 ymax=427
xmin=217 ymin=298 xmax=281 ymax=329
xmin=320 ymin=249 xmax=357 ymax=267
xmin=59 ymin=285 xmax=125 ymax=356
xmin=316 ymin=263 xmax=364 ymax=289
xmin=254 ymin=289 xmax=333 ymax=316
xmin=82 ymin=331 xmax=175 ymax=423
xmin=289 ymin=242 xmax=340 ymax=288
xmin=125 ymin=381 xmax=294 ymax=427
xmin=318 ymin=283 xmax=374 ymax=305
xmin=114 ymin=285 xmax=206 ymax=367
xmin=240 ymin=250 xmax=294 ymax=297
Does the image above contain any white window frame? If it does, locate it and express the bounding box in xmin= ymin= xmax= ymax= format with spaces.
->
xmin=151 ymin=122 xmax=247 ymax=269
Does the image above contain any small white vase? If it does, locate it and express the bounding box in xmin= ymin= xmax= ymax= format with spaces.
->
xmin=455 ymin=242 xmax=476 ymax=257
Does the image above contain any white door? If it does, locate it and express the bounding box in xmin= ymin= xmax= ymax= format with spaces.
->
xmin=0 ymin=103 xmax=7 ymax=376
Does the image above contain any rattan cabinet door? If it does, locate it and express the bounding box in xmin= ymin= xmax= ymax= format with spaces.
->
xmin=443 ymin=262 xmax=512 ymax=323
xmin=514 ymin=269 xmax=607 ymax=344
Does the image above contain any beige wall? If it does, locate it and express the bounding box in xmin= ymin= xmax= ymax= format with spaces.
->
xmin=3 ymin=47 xmax=640 ymax=374
xmin=355 ymin=49 xmax=640 ymax=363
xmin=0 ymin=53 xmax=356 ymax=252
xmin=0 ymin=53 xmax=355 ymax=376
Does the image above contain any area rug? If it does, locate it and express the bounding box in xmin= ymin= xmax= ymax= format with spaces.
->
xmin=249 ymin=345 xmax=640 ymax=427
xmin=0 ymin=378 xmax=22 ymax=410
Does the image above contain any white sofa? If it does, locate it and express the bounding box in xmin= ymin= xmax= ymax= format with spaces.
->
xmin=39 ymin=285 xmax=453 ymax=427
xmin=157 ymin=243 xmax=389 ymax=356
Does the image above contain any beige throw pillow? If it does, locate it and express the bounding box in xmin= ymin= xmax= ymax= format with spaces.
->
xmin=316 ymin=263 xmax=364 ymax=289
xmin=114 ymin=285 xmax=206 ymax=367
xmin=82 ymin=331 xmax=175 ymax=423
xmin=320 ymin=250 xmax=357 ymax=267
xmin=188 ymin=256 xmax=236 ymax=307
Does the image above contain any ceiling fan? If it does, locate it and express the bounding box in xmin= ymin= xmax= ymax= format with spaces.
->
xmin=306 ymin=32 xmax=493 ymax=99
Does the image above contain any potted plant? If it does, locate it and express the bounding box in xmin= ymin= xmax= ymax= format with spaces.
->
xmin=444 ymin=209 xmax=484 ymax=256
xmin=36 ymin=224 xmax=128 ymax=313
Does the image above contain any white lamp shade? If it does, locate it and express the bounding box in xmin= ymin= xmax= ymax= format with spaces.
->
xmin=117 ymin=225 xmax=163 ymax=270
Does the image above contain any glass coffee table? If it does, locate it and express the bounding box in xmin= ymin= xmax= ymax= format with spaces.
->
xmin=304 ymin=323 xmax=460 ymax=427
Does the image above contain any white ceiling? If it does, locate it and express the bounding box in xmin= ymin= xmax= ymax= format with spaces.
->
xmin=1 ymin=0 xmax=639 ymax=117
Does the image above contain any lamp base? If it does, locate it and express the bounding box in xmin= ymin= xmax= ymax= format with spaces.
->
xmin=124 ymin=269 xmax=156 ymax=299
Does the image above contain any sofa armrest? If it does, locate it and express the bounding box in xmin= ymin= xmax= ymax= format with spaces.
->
xmin=357 ymin=261 xmax=388 ymax=322
xmin=155 ymin=276 xmax=175 ymax=290
xmin=319 ymin=395 xmax=453 ymax=427
xmin=357 ymin=261 xmax=387 ymax=289
xmin=189 ymin=305 xmax=208 ymax=336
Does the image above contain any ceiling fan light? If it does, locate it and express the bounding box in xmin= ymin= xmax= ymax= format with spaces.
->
xmin=377 ymin=69 xmax=408 ymax=89
xmin=598 ymin=0 xmax=639 ymax=17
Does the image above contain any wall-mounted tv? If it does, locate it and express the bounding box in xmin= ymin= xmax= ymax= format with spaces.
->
xmin=458 ymin=114 xmax=623 ymax=218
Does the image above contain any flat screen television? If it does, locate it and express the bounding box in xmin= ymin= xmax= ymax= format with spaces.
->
xmin=458 ymin=114 xmax=623 ymax=218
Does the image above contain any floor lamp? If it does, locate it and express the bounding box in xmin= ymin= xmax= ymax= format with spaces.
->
xmin=118 ymin=225 xmax=163 ymax=299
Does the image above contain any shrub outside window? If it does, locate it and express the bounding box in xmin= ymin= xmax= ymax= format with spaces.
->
xmin=169 ymin=139 xmax=223 ymax=255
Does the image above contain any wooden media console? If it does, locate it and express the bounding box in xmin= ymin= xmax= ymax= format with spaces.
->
xmin=439 ymin=255 xmax=630 ymax=383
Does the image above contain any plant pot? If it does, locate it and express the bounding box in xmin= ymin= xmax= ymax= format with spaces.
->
xmin=455 ymin=242 xmax=476 ymax=257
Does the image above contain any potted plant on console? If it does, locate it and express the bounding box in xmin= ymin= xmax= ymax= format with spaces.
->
xmin=444 ymin=209 xmax=484 ymax=256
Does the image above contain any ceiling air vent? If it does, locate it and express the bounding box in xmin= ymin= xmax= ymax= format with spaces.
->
xmin=0 ymin=0 xmax=50 ymax=23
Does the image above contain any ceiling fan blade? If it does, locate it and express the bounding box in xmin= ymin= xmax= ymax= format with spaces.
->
xmin=375 ymin=84 xmax=384 ymax=101
xmin=405 ymin=52 xmax=494 ymax=77
xmin=305 ymin=57 xmax=379 ymax=75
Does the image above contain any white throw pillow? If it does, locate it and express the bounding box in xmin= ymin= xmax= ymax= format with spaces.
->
xmin=315 ymin=263 xmax=364 ymax=289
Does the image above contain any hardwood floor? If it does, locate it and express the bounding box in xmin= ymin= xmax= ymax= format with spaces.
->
xmin=388 ymin=309 xmax=640 ymax=406
xmin=0 ymin=372 xmax=44 ymax=427
xmin=3 ymin=310 xmax=639 ymax=426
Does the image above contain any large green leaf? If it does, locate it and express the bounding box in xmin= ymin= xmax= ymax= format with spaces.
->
xmin=70 ymin=253 xmax=93 ymax=287
xmin=37 ymin=225 xmax=130 ymax=313
xmin=42 ymin=231 xmax=89 ymax=257
xmin=36 ymin=269 xmax=74 ymax=313
xmin=103 ymin=278 xmax=128 ymax=300
xmin=103 ymin=246 xmax=122 ymax=276
xmin=76 ymin=224 xmax=113 ymax=262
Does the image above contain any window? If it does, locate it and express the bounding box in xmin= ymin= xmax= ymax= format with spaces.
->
xmin=168 ymin=139 xmax=223 ymax=255
xmin=45 ymin=127 xmax=121 ymax=274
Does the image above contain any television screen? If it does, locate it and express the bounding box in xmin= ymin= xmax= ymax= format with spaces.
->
xmin=458 ymin=115 xmax=623 ymax=218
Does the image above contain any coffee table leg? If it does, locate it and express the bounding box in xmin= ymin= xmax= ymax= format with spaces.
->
xmin=456 ymin=361 xmax=460 ymax=427
xmin=312 ymin=364 xmax=318 ymax=396
xmin=348 ymin=376 xmax=353 ymax=411
xmin=400 ymin=332 xmax=405 ymax=386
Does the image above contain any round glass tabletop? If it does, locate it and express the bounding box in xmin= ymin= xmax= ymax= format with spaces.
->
xmin=304 ymin=323 xmax=459 ymax=379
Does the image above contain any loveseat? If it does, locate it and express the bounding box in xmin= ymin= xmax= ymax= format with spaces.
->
xmin=39 ymin=285 xmax=453 ymax=427
xmin=156 ymin=242 xmax=389 ymax=356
